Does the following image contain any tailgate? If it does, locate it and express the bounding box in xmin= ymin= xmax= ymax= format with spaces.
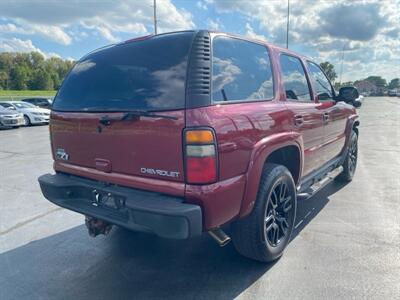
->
xmin=51 ymin=110 xmax=185 ymax=182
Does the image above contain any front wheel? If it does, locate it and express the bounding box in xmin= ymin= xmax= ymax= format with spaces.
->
xmin=231 ymin=163 xmax=297 ymax=262
xmin=337 ymin=130 xmax=358 ymax=182
xmin=24 ymin=115 xmax=31 ymax=126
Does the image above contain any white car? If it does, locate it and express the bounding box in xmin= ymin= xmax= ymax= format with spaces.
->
xmin=0 ymin=107 xmax=24 ymax=128
xmin=0 ymin=101 xmax=50 ymax=126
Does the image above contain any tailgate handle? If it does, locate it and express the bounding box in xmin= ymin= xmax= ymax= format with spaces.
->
xmin=95 ymin=159 xmax=112 ymax=173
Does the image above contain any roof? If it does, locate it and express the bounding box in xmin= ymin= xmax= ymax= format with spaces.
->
xmin=129 ymin=29 xmax=313 ymax=62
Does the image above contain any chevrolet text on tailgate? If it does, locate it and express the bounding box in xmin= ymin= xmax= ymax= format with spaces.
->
xmin=39 ymin=30 xmax=359 ymax=262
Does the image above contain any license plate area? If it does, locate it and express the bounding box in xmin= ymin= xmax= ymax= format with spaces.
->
xmin=91 ymin=189 xmax=126 ymax=210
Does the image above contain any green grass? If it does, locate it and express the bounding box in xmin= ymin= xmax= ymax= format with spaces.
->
xmin=0 ymin=90 xmax=56 ymax=96
xmin=0 ymin=90 xmax=56 ymax=101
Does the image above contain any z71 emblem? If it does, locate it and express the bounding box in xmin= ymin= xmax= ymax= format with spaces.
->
xmin=56 ymin=148 xmax=69 ymax=161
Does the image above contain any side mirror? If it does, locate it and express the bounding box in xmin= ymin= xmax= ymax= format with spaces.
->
xmin=353 ymin=100 xmax=362 ymax=108
xmin=338 ymin=86 xmax=359 ymax=104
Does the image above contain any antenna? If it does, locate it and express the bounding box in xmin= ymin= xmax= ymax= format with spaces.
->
xmin=153 ymin=0 xmax=157 ymax=35
xmin=286 ymin=0 xmax=290 ymax=49
xmin=339 ymin=44 xmax=345 ymax=85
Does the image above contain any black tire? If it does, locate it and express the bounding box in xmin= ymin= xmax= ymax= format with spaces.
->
xmin=24 ymin=115 xmax=31 ymax=126
xmin=231 ymin=163 xmax=297 ymax=262
xmin=337 ymin=130 xmax=358 ymax=182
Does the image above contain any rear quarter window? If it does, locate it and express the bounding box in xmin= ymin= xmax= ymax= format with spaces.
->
xmin=211 ymin=36 xmax=274 ymax=102
xmin=53 ymin=32 xmax=194 ymax=112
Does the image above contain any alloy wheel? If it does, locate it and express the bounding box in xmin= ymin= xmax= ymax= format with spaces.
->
xmin=24 ymin=116 xmax=30 ymax=126
xmin=348 ymin=138 xmax=358 ymax=175
xmin=264 ymin=180 xmax=293 ymax=247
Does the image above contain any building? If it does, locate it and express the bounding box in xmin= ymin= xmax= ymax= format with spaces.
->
xmin=354 ymin=80 xmax=377 ymax=95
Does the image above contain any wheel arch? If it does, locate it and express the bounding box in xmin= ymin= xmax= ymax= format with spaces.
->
xmin=352 ymin=120 xmax=360 ymax=135
xmin=265 ymin=145 xmax=301 ymax=184
xmin=239 ymin=132 xmax=303 ymax=218
xmin=23 ymin=114 xmax=31 ymax=125
xmin=341 ymin=115 xmax=359 ymax=155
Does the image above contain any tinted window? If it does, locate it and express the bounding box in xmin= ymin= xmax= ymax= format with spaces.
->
xmin=53 ymin=32 xmax=194 ymax=112
xmin=14 ymin=102 xmax=35 ymax=108
xmin=280 ymin=54 xmax=311 ymax=101
xmin=212 ymin=36 xmax=273 ymax=102
xmin=0 ymin=103 xmax=12 ymax=108
xmin=307 ymin=62 xmax=333 ymax=101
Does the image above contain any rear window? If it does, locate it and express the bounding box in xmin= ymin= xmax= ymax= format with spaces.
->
xmin=53 ymin=32 xmax=194 ymax=112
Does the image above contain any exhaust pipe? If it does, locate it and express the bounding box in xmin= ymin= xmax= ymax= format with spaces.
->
xmin=208 ymin=228 xmax=231 ymax=247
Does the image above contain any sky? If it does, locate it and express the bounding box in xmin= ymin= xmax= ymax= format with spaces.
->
xmin=0 ymin=0 xmax=399 ymax=82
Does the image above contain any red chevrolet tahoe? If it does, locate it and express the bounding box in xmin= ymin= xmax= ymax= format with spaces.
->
xmin=39 ymin=30 xmax=359 ymax=262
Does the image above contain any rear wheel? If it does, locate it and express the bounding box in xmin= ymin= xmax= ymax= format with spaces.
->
xmin=24 ymin=115 xmax=31 ymax=126
xmin=231 ymin=163 xmax=297 ymax=262
xmin=337 ymin=130 xmax=358 ymax=182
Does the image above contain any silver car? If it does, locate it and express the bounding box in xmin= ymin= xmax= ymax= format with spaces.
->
xmin=0 ymin=101 xmax=50 ymax=126
xmin=0 ymin=108 xmax=24 ymax=128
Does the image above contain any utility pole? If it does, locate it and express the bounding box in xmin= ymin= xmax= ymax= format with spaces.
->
xmin=153 ymin=0 xmax=157 ymax=35
xmin=286 ymin=0 xmax=290 ymax=49
xmin=339 ymin=44 xmax=345 ymax=85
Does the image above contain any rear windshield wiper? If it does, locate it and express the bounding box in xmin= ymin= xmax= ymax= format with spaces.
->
xmin=99 ymin=110 xmax=178 ymax=126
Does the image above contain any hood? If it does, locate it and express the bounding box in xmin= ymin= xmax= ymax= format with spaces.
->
xmin=17 ymin=107 xmax=50 ymax=113
xmin=0 ymin=110 xmax=22 ymax=117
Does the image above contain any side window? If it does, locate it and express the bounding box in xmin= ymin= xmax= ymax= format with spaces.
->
xmin=280 ymin=54 xmax=311 ymax=101
xmin=212 ymin=36 xmax=274 ymax=102
xmin=307 ymin=62 xmax=333 ymax=101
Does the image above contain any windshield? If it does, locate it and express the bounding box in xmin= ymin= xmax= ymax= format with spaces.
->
xmin=53 ymin=32 xmax=194 ymax=112
xmin=0 ymin=103 xmax=16 ymax=110
xmin=14 ymin=102 xmax=36 ymax=109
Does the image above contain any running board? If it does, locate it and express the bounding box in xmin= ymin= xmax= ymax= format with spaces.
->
xmin=297 ymin=166 xmax=343 ymax=200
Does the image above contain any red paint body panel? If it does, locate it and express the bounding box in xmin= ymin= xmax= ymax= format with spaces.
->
xmin=54 ymin=161 xmax=185 ymax=197
xmin=50 ymin=110 xmax=185 ymax=183
xmin=185 ymin=175 xmax=246 ymax=229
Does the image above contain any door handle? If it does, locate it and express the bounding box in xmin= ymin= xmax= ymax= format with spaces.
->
xmin=323 ymin=112 xmax=329 ymax=123
xmin=219 ymin=142 xmax=238 ymax=153
xmin=294 ymin=115 xmax=304 ymax=126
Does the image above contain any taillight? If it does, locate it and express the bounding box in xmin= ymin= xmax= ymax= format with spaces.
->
xmin=184 ymin=129 xmax=217 ymax=184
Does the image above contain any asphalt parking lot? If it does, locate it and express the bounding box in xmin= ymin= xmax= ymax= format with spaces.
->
xmin=1 ymin=97 xmax=399 ymax=299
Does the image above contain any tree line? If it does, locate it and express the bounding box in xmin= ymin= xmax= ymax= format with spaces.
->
xmin=1 ymin=52 xmax=398 ymax=92
xmin=0 ymin=52 xmax=74 ymax=90
xmin=319 ymin=61 xmax=399 ymax=90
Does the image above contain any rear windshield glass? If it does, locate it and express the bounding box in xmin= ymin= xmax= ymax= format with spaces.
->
xmin=53 ymin=32 xmax=194 ymax=112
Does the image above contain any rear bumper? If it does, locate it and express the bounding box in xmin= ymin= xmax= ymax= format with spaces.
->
xmin=38 ymin=173 xmax=202 ymax=239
